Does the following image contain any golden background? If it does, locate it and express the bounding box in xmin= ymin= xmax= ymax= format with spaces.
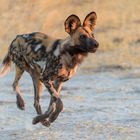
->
xmin=0 ymin=0 xmax=140 ymax=70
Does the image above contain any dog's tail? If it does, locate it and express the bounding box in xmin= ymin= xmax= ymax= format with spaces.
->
xmin=0 ymin=53 xmax=11 ymax=77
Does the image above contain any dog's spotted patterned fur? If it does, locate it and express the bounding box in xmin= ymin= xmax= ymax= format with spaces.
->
xmin=0 ymin=12 xmax=99 ymax=126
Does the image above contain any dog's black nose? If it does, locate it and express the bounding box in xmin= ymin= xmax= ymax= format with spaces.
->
xmin=92 ymin=40 xmax=99 ymax=48
xmin=95 ymin=42 xmax=99 ymax=48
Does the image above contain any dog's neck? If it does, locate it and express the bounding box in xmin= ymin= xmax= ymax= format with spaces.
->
xmin=59 ymin=37 xmax=88 ymax=67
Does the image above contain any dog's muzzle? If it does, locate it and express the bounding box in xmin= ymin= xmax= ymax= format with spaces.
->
xmin=87 ymin=39 xmax=99 ymax=53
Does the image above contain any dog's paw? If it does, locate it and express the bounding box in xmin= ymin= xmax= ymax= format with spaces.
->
xmin=32 ymin=97 xmax=63 ymax=126
xmin=41 ymin=119 xmax=51 ymax=127
xmin=32 ymin=115 xmax=41 ymax=125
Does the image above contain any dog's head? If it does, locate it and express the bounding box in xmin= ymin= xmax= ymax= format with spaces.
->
xmin=64 ymin=12 xmax=99 ymax=53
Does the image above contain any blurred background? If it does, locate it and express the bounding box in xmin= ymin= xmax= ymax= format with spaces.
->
xmin=0 ymin=1 xmax=140 ymax=139
xmin=0 ymin=0 xmax=140 ymax=71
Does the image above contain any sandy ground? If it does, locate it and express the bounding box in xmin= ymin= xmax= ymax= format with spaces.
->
xmin=0 ymin=68 xmax=140 ymax=140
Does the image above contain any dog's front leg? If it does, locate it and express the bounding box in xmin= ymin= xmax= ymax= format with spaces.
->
xmin=47 ymin=80 xmax=63 ymax=114
xmin=44 ymin=80 xmax=59 ymax=98
xmin=53 ymin=80 xmax=63 ymax=96
xmin=33 ymin=80 xmax=63 ymax=126
xmin=46 ymin=80 xmax=63 ymax=123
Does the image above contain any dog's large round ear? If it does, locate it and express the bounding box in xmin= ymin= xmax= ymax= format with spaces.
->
xmin=83 ymin=11 xmax=97 ymax=30
xmin=64 ymin=15 xmax=81 ymax=35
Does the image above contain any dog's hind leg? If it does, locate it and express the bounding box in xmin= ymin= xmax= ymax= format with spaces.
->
xmin=34 ymin=79 xmax=43 ymax=115
xmin=12 ymin=66 xmax=25 ymax=110
xmin=30 ymin=71 xmax=43 ymax=115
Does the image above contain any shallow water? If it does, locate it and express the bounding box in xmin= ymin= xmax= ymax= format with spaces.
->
xmin=0 ymin=69 xmax=140 ymax=140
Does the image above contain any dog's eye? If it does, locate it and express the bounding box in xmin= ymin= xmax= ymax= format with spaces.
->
xmin=80 ymin=35 xmax=87 ymax=40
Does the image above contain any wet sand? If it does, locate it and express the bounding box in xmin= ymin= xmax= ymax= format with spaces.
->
xmin=0 ymin=69 xmax=140 ymax=140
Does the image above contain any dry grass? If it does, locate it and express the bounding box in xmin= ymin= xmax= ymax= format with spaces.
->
xmin=0 ymin=0 xmax=140 ymax=70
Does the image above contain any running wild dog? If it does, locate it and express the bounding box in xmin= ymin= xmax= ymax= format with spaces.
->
xmin=0 ymin=12 xmax=99 ymax=126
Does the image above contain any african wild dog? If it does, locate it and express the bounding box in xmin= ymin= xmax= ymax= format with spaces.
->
xmin=0 ymin=12 xmax=99 ymax=126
